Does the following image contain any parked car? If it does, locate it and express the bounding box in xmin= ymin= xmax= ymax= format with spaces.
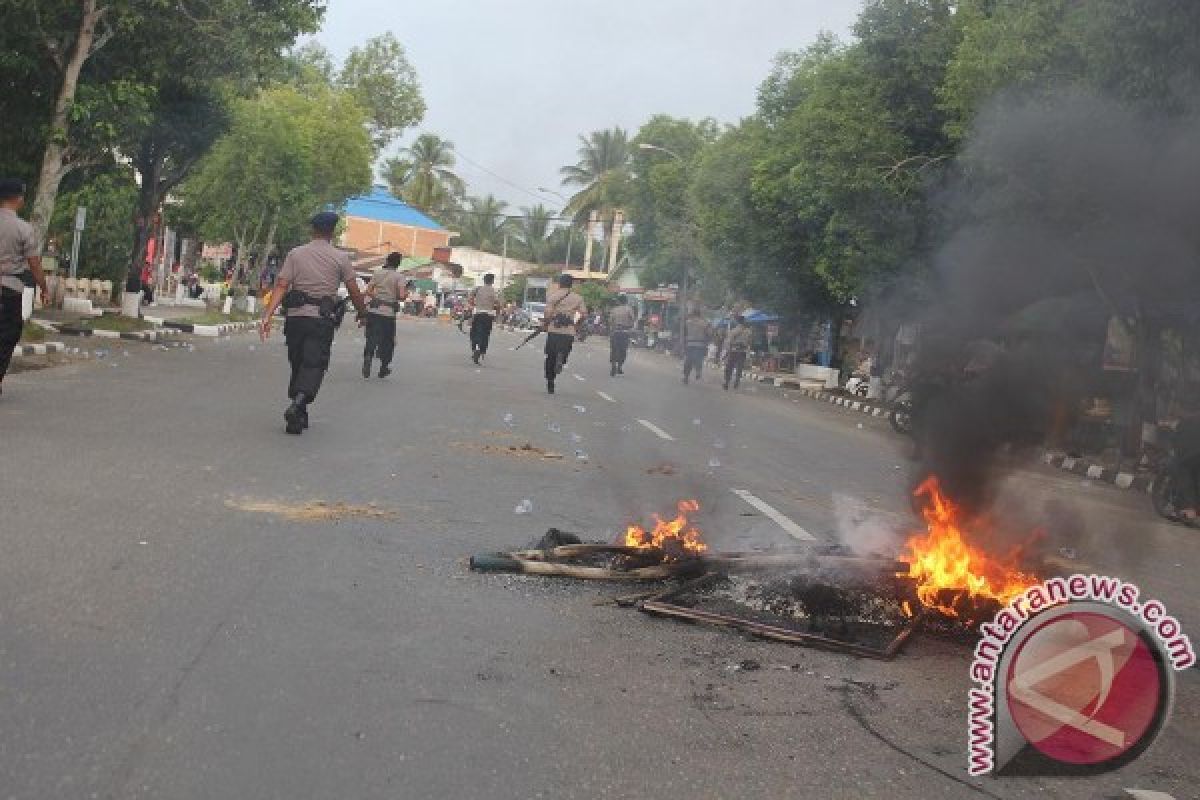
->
xmin=524 ymin=302 xmax=546 ymax=327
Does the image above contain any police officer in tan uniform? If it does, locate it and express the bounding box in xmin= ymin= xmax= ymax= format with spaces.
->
xmin=542 ymin=274 xmax=586 ymax=394
xmin=723 ymin=314 xmax=752 ymax=390
xmin=606 ymin=294 xmax=635 ymax=377
xmin=260 ymin=211 xmax=367 ymax=434
xmin=362 ymin=251 xmax=406 ymax=379
xmin=0 ymin=179 xmax=49 ymax=397
xmin=468 ymin=272 xmax=499 ymax=364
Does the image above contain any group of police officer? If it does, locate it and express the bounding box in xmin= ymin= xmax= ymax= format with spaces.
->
xmin=0 ymin=193 xmax=746 ymax=432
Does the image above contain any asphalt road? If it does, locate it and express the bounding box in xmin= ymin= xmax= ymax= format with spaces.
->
xmin=2 ymin=319 xmax=1197 ymax=800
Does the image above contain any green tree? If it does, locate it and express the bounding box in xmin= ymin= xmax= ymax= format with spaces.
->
xmin=627 ymin=115 xmax=718 ymax=288
xmin=514 ymin=205 xmax=555 ymax=265
xmin=455 ymin=195 xmax=510 ymax=254
xmin=338 ymin=33 xmax=426 ymax=152
xmin=48 ymin=167 xmax=138 ymax=282
xmin=578 ymin=282 xmax=614 ymax=314
xmin=383 ymin=133 xmax=464 ymax=212
xmin=560 ymin=127 xmax=633 ymax=223
xmin=180 ymin=85 xmax=373 ymax=287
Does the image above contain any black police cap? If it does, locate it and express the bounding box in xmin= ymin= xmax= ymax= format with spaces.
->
xmin=310 ymin=211 xmax=340 ymax=232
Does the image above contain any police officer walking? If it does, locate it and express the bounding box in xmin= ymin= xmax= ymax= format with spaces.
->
xmin=260 ymin=211 xmax=367 ymax=434
xmin=682 ymin=306 xmax=712 ymax=384
xmin=0 ymin=179 xmax=49 ymax=398
xmin=723 ymin=314 xmax=752 ymax=390
xmin=468 ymin=272 xmax=499 ymax=364
xmin=542 ymin=274 xmax=586 ymax=394
xmin=362 ymin=251 xmax=406 ymax=379
xmin=607 ymin=294 xmax=635 ymax=377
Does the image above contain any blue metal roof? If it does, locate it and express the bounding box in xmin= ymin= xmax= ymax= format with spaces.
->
xmin=343 ymin=185 xmax=445 ymax=230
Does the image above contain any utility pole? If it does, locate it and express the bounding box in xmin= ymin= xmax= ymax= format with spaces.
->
xmin=69 ymin=206 xmax=86 ymax=279
xmin=501 ymin=232 xmax=508 ymax=290
xmin=582 ymin=210 xmax=599 ymax=279
xmin=607 ymin=210 xmax=624 ymax=274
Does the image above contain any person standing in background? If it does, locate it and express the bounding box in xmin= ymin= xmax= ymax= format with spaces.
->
xmin=723 ymin=315 xmax=752 ymax=390
xmin=682 ymin=306 xmax=712 ymax=385
xmin=0 ymin=179 xmax=49 ymax=398
xmin=607 ymin=294 xmax=635 ymax=377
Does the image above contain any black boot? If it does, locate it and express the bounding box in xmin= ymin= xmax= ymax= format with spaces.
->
xmin=547 ymin=380 xmax=555 ymax=394
xmin=610 ymin=363 xmax=617 ymax=377
xmin=472 ymin=350 xmax=481 ymax=365
xmin=379 ymin=364 xmax=391 ymax=378
xmin=285 ymin=393 xmax=308 ymax=434
xmin=362 ymin=358 xmax=371 ymax=379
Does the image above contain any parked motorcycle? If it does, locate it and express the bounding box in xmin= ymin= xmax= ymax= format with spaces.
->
xmin=1148 ymin=428 xmax=1199 ymax=527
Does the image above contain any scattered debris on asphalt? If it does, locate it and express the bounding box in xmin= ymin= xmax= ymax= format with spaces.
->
xmin=225 ymin=498 xmax=398 ymax=522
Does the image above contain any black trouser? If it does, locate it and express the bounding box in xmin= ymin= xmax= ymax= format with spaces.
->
xmin=544 ymin=332 xmax=574 ymax=382
xmin=1171 ymin=454 xmax=1200 ymax=511
xmin=724 ymin=350 xmax=747 ymax=387
xmin=284 ymin=316 xmax=335 ymax=402
xmin=609 ymin=330 xmax=630 ymax=366
xmin=0 ymin=288 xmax=23 ymax=382
xmin=470 ymin=313 xmax=494 ymax=355
xmin=683 ymin=344 xmax=707 ymax=379
xmin=364 ymin=313 xmax=396 ymax=367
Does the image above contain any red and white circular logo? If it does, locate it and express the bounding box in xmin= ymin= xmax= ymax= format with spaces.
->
xmin=1005 ymin=611 xmax=1169 ymax=768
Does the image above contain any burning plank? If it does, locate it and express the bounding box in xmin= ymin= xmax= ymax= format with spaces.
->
xmin=899 ymin=476 xmax=1039 ymax=626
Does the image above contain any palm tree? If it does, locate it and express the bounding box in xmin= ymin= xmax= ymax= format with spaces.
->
xmin=384 ymin=133 xmax=465 ymax=211
xmin=515 ymin=204 xmax=555 ymax=264
xmin=559 ymin=127 xmax=632 ymax=222
xmin=456 ymin=194 xmax=509 ymax=254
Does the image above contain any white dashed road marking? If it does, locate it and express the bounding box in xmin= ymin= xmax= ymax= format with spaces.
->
xmin=730 ymin=489 xmax=816 ymax=542
xmin=597 ymin=391 xmax=616 ymax=403
xmin=637 ymin=419 xmax=675 ymax=441
xmin=573 ymin=373 xmax=586 ymax=381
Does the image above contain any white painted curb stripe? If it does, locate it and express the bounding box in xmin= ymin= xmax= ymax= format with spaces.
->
xmin=637 ymin=419 xmax=674 ymax=441
xmin=730 ymin=489 xmax=816 ymax=542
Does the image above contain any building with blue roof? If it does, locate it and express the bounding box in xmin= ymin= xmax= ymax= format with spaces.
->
xmin=342 ymin=185 xmax=455 ymax=261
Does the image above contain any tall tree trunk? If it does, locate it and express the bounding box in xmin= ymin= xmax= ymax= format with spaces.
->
xmin=253 ymin=210 xmax=279 ymax=292
xmin=29 ymin=0 xmax=104 ymax=247
xmin=124 ymin=148 xmax=164 ymax=299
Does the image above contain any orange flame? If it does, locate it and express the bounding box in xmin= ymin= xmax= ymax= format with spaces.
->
xmin=624 ymin=499 xmax=707 ymax=555
xmin=901 ymin=476 xmax=1037 ymax=618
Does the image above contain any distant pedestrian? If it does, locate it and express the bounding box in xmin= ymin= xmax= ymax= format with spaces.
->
xmin=468 ymin=273 xmax=500 ymax=364
xmin=542 ymin=274 xmax=586 ymax=394
xmin=607 ymin=294 xmax=635 ymax=377
xmin=682 ymin=307 xmax=712 ymax=385
xmin=723 ymin=315 xmax=752 ymax=390
xmin=0 ymin=179 xmax=49 ymax=397
xmin=362 ymin=251 xmax=406 ymax=379
xmin=259 ymin=211 xmax=367 ymax=435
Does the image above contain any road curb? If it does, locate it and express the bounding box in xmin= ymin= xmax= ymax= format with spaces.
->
xmin=748 ymin=376 xmax=1153 ymax=495
xmin=159 ymin=319 xmax=258 ymax=337
xmin=12 ymin=341 xmax=66 ymax=359
xmin=56 ymin=325 xmax=178 ymax=343
xmin=1041 ymin=451 xmax=1153 ymax=493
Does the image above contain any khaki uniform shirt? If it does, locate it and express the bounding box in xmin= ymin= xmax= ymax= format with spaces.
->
xmin=685 ymin=315 xmax=712 ymax=346
xmin=278 ymin=239 xmax=355 ymax=318
xmin=472 ymin=284 xmax=499 ymax=314
xmin=0 ymin=209 xmax=38 ymax=293
xmin=367 ymin=269 xmax=405 ymax=318
xmin=608 ymin=305 xmax=635 ymax=331
xmin=545 ymin=287 xmax=586 ymax=335
xmin=728 ymin=325 xmax=753 ymax=351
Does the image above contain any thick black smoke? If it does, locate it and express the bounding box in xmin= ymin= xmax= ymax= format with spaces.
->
xmin=911 ymin=88 xmax=1200 ymax=516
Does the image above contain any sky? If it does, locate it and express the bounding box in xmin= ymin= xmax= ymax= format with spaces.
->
xmin=314 ymin=0 xmax=863 ymax=210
